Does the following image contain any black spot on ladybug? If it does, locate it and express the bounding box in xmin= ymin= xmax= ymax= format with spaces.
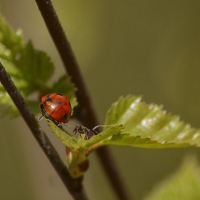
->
xmin=45 ymin=94 xmax=53 ymax=101
xmin=63 ymin=113 xmax=68 ymax=120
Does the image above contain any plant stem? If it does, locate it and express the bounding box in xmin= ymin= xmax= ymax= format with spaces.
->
xmin=35 ymin=0 xmax=132 ymax=199
xmin=0 ymin=62 xmax=88 ymax=200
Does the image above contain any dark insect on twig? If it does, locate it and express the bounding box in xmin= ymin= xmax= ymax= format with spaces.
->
xmin=73 ymin=125 xmax=100 ymax=140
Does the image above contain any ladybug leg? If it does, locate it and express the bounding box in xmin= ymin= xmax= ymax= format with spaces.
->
xmin=57 ymin=122 xmax=63 ymax=128
xmin=38 ymin=103 xmax=46 ymax=121
xmin=38 ymin=115 xmax=44 ymax=121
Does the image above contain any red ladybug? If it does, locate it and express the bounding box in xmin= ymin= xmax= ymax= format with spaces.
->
xmin=40 ymin=93 xmax=72 ymax=125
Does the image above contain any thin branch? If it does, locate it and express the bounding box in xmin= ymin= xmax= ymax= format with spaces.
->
xmin=0 ymin=61 xmax=88 ymax=200
xmin=35 ymin=0 xmax=132 ymax=200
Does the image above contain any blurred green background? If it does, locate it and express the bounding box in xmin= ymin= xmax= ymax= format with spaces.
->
xmin=1 ymin=0 xmax=200 ymax=199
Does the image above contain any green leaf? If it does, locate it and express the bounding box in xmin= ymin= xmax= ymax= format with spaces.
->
xmin=144 ymin=156 xmax=200 ymax=200
xmin=104 ymin=95 xmax=200 ymax=148
xmin=103 ymin=134 xmax=189 ymax=148
xmin=48 ymin=120 xmax=79 ymax=151
xmin=47 ymin=120 xmax=123 ymax=178
xmin=16 ymin=41 xmax=55 ymax=94
xmin=0 ymin=16 xmax=76 ymax=116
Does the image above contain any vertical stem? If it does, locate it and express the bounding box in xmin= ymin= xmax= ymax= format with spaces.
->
xmin=35 ymin=0 xmax=132 ymax=199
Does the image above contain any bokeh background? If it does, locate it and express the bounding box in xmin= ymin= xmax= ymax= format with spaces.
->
xmin=1 ymin=0 xmax=200 ymax=199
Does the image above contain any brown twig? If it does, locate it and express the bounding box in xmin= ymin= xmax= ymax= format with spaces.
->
xmin=35 ymin=0 xmax=132 ymax=199
xmin=0 ymin=61 xmax=88 ymax=200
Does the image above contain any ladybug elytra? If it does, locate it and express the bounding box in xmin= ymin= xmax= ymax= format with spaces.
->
xmin=40 ymin=93 xmax=72 ymax=125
